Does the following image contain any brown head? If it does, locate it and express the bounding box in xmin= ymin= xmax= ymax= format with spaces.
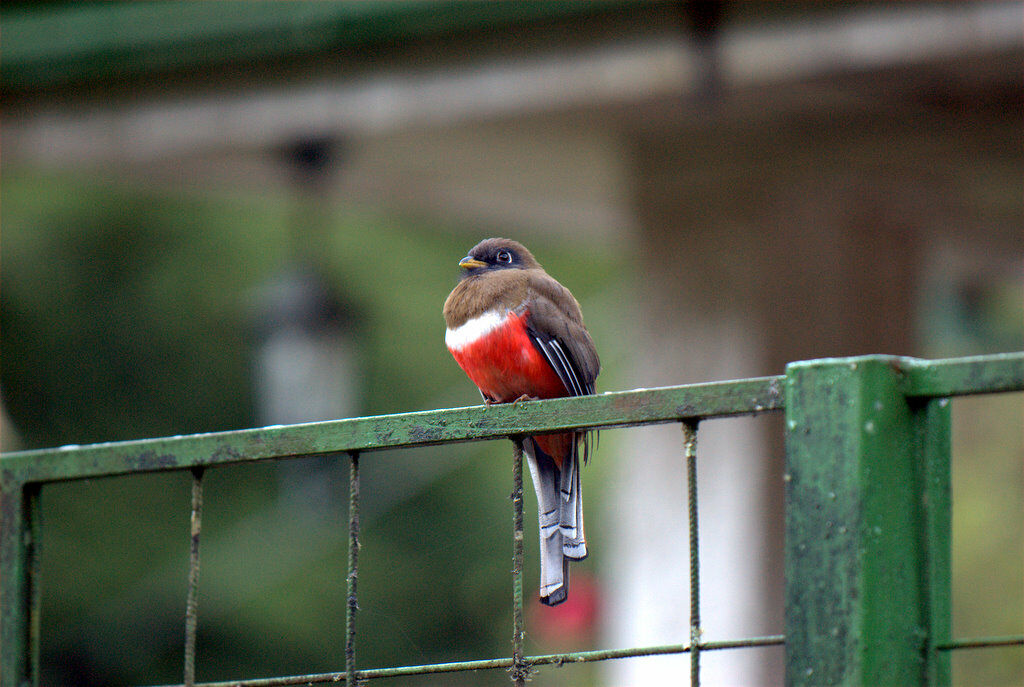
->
xmin=454 ymin=238 xmax=542 ymax=275
xmin=444 ymin=238 xmax=545 ymax=328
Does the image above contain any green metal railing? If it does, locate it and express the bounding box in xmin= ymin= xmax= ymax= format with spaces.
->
xmin=2 ymin=353 xmax=1022 ymax=686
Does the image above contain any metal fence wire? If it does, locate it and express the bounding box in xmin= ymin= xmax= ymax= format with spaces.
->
xmin=1 ymin=353 xmax=1022 ymax=686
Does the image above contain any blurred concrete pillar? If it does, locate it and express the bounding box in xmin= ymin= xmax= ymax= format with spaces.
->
xmin=604 ymin=144 xmax=772 ymax=686
xmin=605 ymin=113 xmax=920 ymax=685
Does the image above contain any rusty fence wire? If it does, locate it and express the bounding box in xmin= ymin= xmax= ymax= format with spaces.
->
xmin=1 ymin=353 xmax=1022 ymax=686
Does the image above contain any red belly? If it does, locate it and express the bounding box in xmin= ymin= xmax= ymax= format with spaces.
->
xmin=449 ymin=311 xmax=567 ymax=403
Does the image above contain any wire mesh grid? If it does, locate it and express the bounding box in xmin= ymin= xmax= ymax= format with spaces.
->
xmin=174 ymin=418 xmax=784 ymax=687
xmin=1 ymin=353 xmax=1022 ymax=686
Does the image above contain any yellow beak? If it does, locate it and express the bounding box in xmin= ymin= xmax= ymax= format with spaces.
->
xmin=458 ymin=257 xmax=487 ymax=270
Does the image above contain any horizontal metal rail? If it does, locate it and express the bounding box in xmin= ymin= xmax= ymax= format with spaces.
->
xmin=935 ymin=635 xmax=1024 ymax=651
xmin=901 ymin=351 xmax=1024 ymax=397
xmin=147 ymin=635 xmax=787 ymax=687
xmin=0 ymin=376 xmax=785 ymax=482
xmin=5 ymin=353 xmax=1021 ymax=485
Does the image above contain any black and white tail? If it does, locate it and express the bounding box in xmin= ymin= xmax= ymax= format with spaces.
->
xmin=524 ymin=436 xmax=587 ymax=606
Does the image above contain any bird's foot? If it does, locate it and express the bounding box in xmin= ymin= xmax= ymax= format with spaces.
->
xmin=512 ymin=394 xmax=540 ymax=405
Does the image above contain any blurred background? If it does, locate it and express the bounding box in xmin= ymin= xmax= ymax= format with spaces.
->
xmin=2 ymin=1 xmax=1021 ymax=685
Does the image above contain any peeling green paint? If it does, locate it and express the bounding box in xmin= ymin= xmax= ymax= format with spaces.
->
xmin=1 ymin=353 xmax=1021 ymax=686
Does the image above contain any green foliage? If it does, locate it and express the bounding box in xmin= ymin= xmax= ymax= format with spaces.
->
xmin=2 ymin=171 xmax=276 ymax=445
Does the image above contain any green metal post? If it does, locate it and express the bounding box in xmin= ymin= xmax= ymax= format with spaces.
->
xmin=918 ymin=399 xmax=951 ymax=687
xmin=784 ymin=356 xmax=952 ymax=686
xmin=0 ymin=476 xmax=41 ymax=687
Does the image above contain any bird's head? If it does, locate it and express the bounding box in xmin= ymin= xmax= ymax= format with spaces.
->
xmin=458 ymin=238 xmax=541 ymax=276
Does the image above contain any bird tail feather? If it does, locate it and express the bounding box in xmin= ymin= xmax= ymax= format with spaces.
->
xmin=524 ymin=434 xmax=587 ymax=606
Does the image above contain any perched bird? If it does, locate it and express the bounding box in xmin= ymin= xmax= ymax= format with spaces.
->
xmin=443 ymin=238 xmax=600 ymax=605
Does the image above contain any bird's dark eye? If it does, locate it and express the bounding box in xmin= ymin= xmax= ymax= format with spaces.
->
xmin=496 ymin=250 xmax=513 ymax=264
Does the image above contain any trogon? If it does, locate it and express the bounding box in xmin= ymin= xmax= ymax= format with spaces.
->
xmin=443 ymin=238 xmax=600 ymax=606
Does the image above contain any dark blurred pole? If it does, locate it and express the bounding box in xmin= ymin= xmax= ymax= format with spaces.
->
xmin=677 ymin=0 xmax=727 ymax=99
xmin=253 ymin=136 xmax=360 ymax=517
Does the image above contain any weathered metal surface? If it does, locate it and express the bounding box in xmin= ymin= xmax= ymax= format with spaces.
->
xmin=3 ymin=353 xmax=1021 ymax=687
xmin=183 ymin=469 xmax=204 ymax=687
xmin=683 ymin=421 xmax=701 ymax=687
xmin=344 ymin=452 xmax=360 ymax=687
xmin=509 ymin=440 xmax=528 ymax=686
xmin=0 ymin=376 xmax=778 ymax=687
xmin=145 ymin=635 xmax=787 ymax=686
xmin=920 ymin=399 xmax=952 ymax=687
xmin=936 ymin=635 xmax=1024 ymax=650
xmin=784 ymin=356 xmax=951 ymax=687
xmin=0 ymin=478 xmax=41 ymax=687
xmin=0 ymin=377 xmax=786 ymax=484
xmin=902 ymin=351 xmax=1024 ymax=398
